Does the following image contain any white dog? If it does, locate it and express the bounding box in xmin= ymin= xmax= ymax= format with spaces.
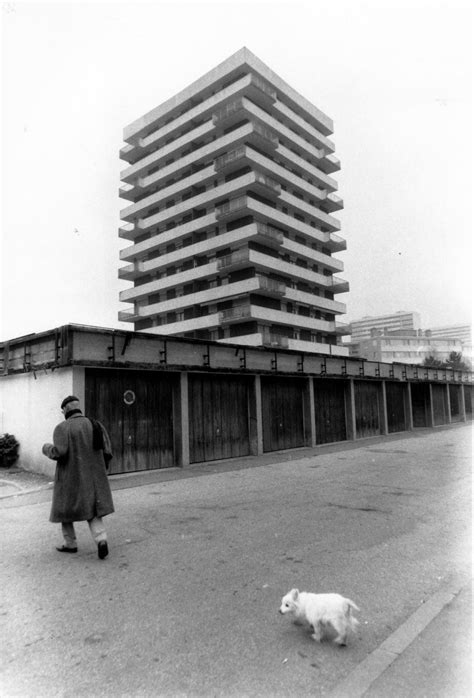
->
xmin=279 ymin=588 xmax=360 ymax=646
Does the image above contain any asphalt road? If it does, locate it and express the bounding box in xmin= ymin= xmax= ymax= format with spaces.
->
xmin=1 ymin=424 xmax=471 ymax=697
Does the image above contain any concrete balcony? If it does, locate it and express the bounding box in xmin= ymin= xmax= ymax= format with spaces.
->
xmin=256 ymin=275 xmax=286 ymax=296
xmin=212 ymin=83 xmax=276 ymax=130
xmin=249 ymin=73 xmax=277 ymax=103
xmin=280 ymin=190 xmax=341 ymax=233
xmin=273 ymin=100 xmax=336 ymax=154
xmin=334 ymin=322 xmax=351 ymax=336
xmin=135 ymin=74 xmax=255 ymax=149
xmin=328 ymin=276 xmax=350 ymax=293
xmin=219 ymin=304 xmax=253 ymax=325
xmin=120 ymin=212 xmax=216 ymax=261
xmin=236 ymin=196 xmax=343 ymax=249
xmin=214 ymin=145 xmax=247 ymax=174
xmin=120 ymin=163 xmax=215 ymax=221
xmin=324 ymin=192 xmax=344 ymax=212
xmin=124 ymin=121 xmax=273 ymax=197
xmin=120 ymin=143 xmax=136 ymax=163
xmin=212 ymin=98 xmax=246 ymax=129
xmin=122 ymin=72 xmax=278 ymax=167
xmin=252 ymin=306 xmax=336 ymax=333
xmin=216 ymin=247 xmax=250 ymax=271
xmin=215 ymin=196 xmax=249 ymax=223
xmin=140 ymin=278 xmax=259 ymax=317
xmin=286 ymin=338 xmax=349 ymax=356
xmin=123 ymin=272 xmax=299 ymax=320
xmin=119 ymin=223 xmax=137 ymax=241
xmin=146 ymin=313 xmax=222 ymax=336
xmin=219 ymin=96 xmax=326 ymax=167
xmin=122 ymin=166 xmax=278 ymax=232
xmin=119 ymin=182 xmax=140 ymax=202
xmin=284 ymin=287 xmax=346 ymax=315
xmin=218 ymin=303 xmax=337 ymax=334
xmin=118 ymin=308 xmax=141 ymax=323
xmin=277 ymin=143 xmax=338 ymax=192
xmin=121 ymin=120 xmax=214 ymax=183
xmin=261 ymin=330 xmax=289 ymax=349
xmin=120 ymin=222 xmax=281 ymax=280
xmin=283 ymin=238 xmax=344 ymax=273
xmin=119 ymin=261 xmax=218 ymax=302
xmin=254 ymin=222 xmax=284 ymax=248
xmin=216 ymin=332 xmax=350 ymax=356
xmin=318 ymin=153 xmax=341 ymax=174
xmin=216 ymin=333 xmax=265 ymax=348
xmin=327 ymin=233 xmax=346 ymax=253
xmin=249 ymin=249 xmax=349 ymax=294
xmin=119 ymin=260 xmax=145 ymax=281
xmin=215 ymin=144 xmax=331 ymax=207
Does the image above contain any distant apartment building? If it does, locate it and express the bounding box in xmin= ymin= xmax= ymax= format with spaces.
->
xmin=118 ymin=48 xmax=349 ymax=355
xmin=427 ymin=324 xmax=472 ymax=344
xmin=348 ymin=330 xmax=462 ymax=365
xmin=348 ymin=311 xmax=421 ymax=342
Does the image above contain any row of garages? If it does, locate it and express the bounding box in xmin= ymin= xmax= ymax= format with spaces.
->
xmin=84 ymin=368 xmax=472 ymax=475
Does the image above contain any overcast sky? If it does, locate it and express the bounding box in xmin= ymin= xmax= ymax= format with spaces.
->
xmin=1 ymin=0 xmax=472 ymax=342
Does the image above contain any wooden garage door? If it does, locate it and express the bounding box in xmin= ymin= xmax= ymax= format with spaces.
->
xmin=354 ymin=381 xmax=381 ymax=438
xmin=188 ymin=374 xmax=251 ymax=463
xmin=85 ymin=368 xmax=176 ymax=474
xmin=261 ymin=377 xmax=306 ymax=452
xmin=432 ymin=384 xmax=448 ymax=425
xmin=385 ymin=382 xmax=408 ymax=433
xmin=411 ymin=382 xmax=430 ymax=427
xmin=313 ymin=379 xmax=347 ymax=444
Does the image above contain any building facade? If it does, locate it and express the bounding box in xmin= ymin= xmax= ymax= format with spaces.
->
xmin=118 ymin=48 xmax=349 ymax=356
xmin=348 ymin=311 xmax=421 ymax=342
xmin=427 ymin=324 xmax=472 ymax=344
xmin=348 ymin=330 xmax=462 ymax=365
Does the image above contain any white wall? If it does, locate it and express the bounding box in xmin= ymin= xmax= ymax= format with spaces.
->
xmin=0 ymin=366 xmax=85 ymax=476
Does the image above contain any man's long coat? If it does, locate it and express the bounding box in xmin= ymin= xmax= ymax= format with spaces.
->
xmin=43 ymin=413 xmax=114 ymax=523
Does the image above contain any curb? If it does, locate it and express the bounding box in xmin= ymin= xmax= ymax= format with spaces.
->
xmin=0 ymin=481 xmax=53 ymax=500
xmin=328 ymin=580 xmax=465 ymax=697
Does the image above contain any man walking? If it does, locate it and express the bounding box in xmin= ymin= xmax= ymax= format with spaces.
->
xmin=42 ymin=395 xmax=115 ymax=559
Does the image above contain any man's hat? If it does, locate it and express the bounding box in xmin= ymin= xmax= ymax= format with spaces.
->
xmin=61 ymin=395 xmax=80 ymax=409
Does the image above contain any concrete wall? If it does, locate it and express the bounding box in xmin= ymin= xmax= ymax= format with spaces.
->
xmin=0 ymin=366 xmax=84 ymax=476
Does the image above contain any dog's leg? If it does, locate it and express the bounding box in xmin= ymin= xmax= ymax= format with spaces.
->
xmin=311 ymin=621 xmax=322 ymax=642
xmin=331 ymin=618 xmax=347 ymax=646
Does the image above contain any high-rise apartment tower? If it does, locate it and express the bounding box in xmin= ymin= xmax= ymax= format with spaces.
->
xmin=118 ymin=48 xmax=349 ymax=355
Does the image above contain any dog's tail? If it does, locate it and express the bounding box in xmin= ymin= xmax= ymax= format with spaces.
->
xmin=345 ymin=598 xmax=360 ymax=631
xmin=345 ymin=598 xmax=360 ymax=613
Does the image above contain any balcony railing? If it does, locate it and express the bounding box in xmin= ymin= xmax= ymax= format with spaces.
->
xmin=214 ymin=145 xmax=246 ymax=172
xmin=252 ymin=122 xmax=278 ymax=149
xmin=212 ymin=98 xmax=245 ymax=126
xmin=219 ymin=304 xmax=252 ymax=323
xmin=257 ymin=276 xmax=286 ymax=296
xmin=216 ymin=248 xmax=250 ymax=270
xmin=215 ymin=196 xmax=248 ymax=220
xmin=250 ymin=74 xmax=277 ymax=102
xmin=328 ymin=276 xmax=350 ymax=292
xmin=253 ymin=171 xmax=281 ymax=196
xmin=118 ymin=309 xmax=141 ymax=322
xmin=254 ymin=222 xmax=284 ymax=247
xmin=262 ymin=331 xmax=289 ymax=349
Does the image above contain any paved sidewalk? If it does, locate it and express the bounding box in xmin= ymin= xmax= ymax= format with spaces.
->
xmin=330 ymin=579 xmax=472 ymax=697
xmin=364 ymin=581 xmax=472 ymax=698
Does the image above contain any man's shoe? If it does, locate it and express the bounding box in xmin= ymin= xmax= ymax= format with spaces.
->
xmin=98 ymin=540 xmax=109 ymax=560
xmin=56 ymin=545 xmax=77 ymax=553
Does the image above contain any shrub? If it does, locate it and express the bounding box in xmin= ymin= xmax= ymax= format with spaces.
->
xmin=0 ymin=433 xmax=20 ymax=468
